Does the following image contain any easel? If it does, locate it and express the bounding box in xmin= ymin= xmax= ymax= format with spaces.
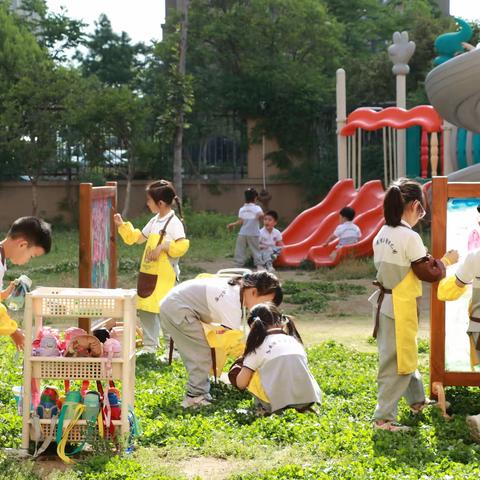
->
xmin=430 ymin=176 xmax=480 ymax=417
xmin=78 ymin=182 xmax=117 ymax=331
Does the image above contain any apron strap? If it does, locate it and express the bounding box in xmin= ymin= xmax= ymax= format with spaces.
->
xmin=372 ymin=281 xmax=392 ymax=338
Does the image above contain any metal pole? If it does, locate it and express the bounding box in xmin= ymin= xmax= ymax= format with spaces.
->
xmin=336 ymin=69 xmax=347 ymax=180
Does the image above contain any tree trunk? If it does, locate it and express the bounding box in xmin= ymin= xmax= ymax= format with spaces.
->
xmin=173 ymin=0 xmax=189 ymax=200
xmin=31 ymin=177 xmax=38 ymax=216
xmin=173 ymin=121 xmax=184 ymax=199
xmin=122 ymin=158 xmax=135 ymax=218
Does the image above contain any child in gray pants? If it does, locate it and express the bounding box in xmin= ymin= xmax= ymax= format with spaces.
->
xmin=227 ymin=188 xmax=263 ymax=269
xmin=159 ymin=272 xmax=283 ymax=408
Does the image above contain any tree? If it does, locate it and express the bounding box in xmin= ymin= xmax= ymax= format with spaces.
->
xmin=77 ymin=14 xmax=145 ymax=87
xmin=67 ymin=79 xmax=156 ymax=217
xmin=13 ymin=0 xmax=87 ymax=62
xmin=1 ymin=64 xmax=79 ymax=214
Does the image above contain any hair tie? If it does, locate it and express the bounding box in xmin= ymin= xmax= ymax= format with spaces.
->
xmin=280 ymin=314 xmax=289 ymax=326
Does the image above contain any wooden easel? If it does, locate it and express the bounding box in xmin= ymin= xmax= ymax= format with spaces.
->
xmin=78 ymin=181 xmax=118 ymax=331
xmin=430 ymin=177 xmax=480 ymax=417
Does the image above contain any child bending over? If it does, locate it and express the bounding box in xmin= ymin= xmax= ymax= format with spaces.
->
xmin=0 ymin=217 xmax=52 ymax=350
xmin=229 ymin=302 xmax=321 ymax=415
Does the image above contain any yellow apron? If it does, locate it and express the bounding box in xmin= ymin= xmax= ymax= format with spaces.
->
xmin=0 ymin=303 xmax=17 ymax=336
xmin=247 ymin=371 xmax=270 ymax=404
xmin=137 ymin=233 xmax=177 ymax=313
xmin=392 ymin=269 xmax=422 ymax=375
xmin=201 ymin=323 xmax=245 ymax=377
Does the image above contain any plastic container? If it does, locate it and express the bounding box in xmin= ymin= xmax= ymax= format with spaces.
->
xmin=12 ymin=386 xmax=23 ymax=415
xmin=7 ymin=275 xmax=32 ymax=311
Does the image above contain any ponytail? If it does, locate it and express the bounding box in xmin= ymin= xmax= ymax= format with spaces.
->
xmin=173 ymin=195 xmax=186 ymax=232
xmin=384 ymin=178 xmax=424 ymax=227
xmin=283 ymin=315 xmax=303 ymax=344
xmin=383 ymin=185 xmax=404 ymax=227
xmin=244 ymin=317 xmax=268 ymax=356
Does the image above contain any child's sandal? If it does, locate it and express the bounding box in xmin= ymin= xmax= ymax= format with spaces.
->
xmin=373 ymin=420 xmax=411 ymax=432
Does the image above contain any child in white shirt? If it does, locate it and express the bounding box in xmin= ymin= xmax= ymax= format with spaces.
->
xmin=259 ymin=210 xmax=283 ymax=272
xmin=227 ymin=188 xmax=264 ymax=268
xmin=229 ymin=302 xmax=321 ymax=415
xmin=323 ymin=206 xmax=361 ymax=248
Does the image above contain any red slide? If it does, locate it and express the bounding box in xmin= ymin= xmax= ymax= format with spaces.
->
xmin=276 ymin=180 xmax=384 ymax=267
xmin=281 ymin=178 xmax=357 ymax=246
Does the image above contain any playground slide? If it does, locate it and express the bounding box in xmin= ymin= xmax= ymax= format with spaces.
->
xmin=276 ymin=180 xmax=384 ymax=267
xmin=281 ymin=178 xmax=356 ymax=245
xmin=447 ymin=162 xmax=480 ymax=182
xmin=425 ymin=48 xmax=480 ymax=135
xmin=307 ymin=205 xmax=384 ymax=267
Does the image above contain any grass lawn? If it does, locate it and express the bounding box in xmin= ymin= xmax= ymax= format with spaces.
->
xmin=1 ymin=212 xmax=480 ymax=479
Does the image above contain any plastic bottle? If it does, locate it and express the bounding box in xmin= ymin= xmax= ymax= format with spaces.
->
xmin=6 ymin=275 xmax=32 ymax=311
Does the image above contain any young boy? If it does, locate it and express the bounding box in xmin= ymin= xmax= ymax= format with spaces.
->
xmin=227 ymin=188 xmax=263 ymax=269
xmin=0 ymin=216 xmax=52 ymax=350
xmin=259 ymin=210 xmax=283 ymax=272
xmin=323 ymin=206 xmax=361 ymax=248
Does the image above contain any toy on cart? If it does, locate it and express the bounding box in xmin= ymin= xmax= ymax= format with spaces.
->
xmin=21 ymin=287 xmax=139 ymax=462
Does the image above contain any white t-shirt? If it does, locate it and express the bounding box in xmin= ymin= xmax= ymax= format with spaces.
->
xmin=259 ymin=227 xmax=282 ymax=250
xmin=142 ymin=212 xmax=185 ymax=242
xmin=243 ymin=333 xmax=306 ymax=371
xmin=455 ymin=249 xmax=480 ymax=332
xmin=334 ymin=221 xmax=361 ymax=246
xmin=369 ymin=221 xmax=427 ymax=318
xmin=238 ymin=203 xmax=263 ymax=236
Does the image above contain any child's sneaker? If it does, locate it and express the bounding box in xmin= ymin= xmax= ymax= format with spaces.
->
xmin=466 ymin=414 xmax=480 ymax=442
xmin=373 ymin=420 xmax=411 ymax=432
xmin=181 ymin=394 xmax=212 ymax=409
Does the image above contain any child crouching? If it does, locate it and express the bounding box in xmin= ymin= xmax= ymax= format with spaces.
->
xmin=229 ymin=303 xmax=321 ymax=415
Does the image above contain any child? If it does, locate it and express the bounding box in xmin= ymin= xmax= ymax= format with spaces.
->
xmin=370 ymin=178 xmax=458 ymax=432
xmin=0 ymin=216 xmax=52 ymax=350
xmin=227 ymin=187 xmax=263 ymax=269
xmin=437 ymin=245 xmax=480 ymax=441
xmin=322 ymin=206 xmax=361 ymax=248
xmin=159 ymin=272 xmax=283 ymax=408
xmin=229 ymin=302 xmax=321 ymax=415
xmin=259 ymin=210 xmax=283 ymax=272
xmin=114 ymin=180 xmax=189 ymax=354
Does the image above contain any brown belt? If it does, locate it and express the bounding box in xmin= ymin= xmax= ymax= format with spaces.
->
xmin=372 ymin=281 xmax=392 ymax=338
xmin=470 ymin=317 xmax=480 ymax=323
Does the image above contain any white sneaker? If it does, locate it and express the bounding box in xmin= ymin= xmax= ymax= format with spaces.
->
xmin=136 ymin=346 xmax=156 ymax=356
xmin=181 ymin=394 xmax=213 ymax=409
xmin=466 ymin=414 xmax=480 ymax=442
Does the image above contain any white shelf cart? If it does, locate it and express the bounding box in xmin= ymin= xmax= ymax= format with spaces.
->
xmin=21 ymin=287 xmax=137 ymax=450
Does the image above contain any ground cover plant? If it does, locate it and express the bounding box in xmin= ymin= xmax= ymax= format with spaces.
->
xmin=1 ymin=213 xmax=480 ymax=478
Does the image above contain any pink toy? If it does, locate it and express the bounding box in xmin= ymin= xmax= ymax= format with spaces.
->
xmin=103 ymin=338 xmax=121 ymax=377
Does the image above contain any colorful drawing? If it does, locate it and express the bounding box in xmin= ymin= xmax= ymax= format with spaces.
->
xmin=445 ymin=198 xmax=480 ymax=371
xmin=91 ymin=197 xmax=112 ymax=288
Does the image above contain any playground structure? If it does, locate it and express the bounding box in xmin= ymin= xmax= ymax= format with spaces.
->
xmin=277 ymin=179 xmax=384 ymax=267
xmin=277 ymin=19 xmax=480 ymax=269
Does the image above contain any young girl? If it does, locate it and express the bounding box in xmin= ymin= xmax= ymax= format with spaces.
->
xmin=229 ymin=303 xmax=321 ymax=415
xmin=114 ymin=180 xmax=189 ymax=353
xmin=159 ymin=272 xmax=283 ymax=408
xmin=370 ymin=178 xmax=458 ymax=432
xmin=438 ymin=240 xmax=480 ymax=441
